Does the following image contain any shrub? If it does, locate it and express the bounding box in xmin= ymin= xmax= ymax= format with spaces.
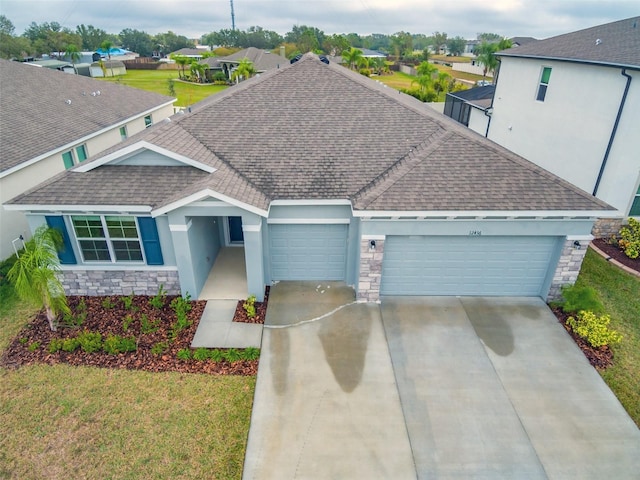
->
xmin=212 ymin=71 xmax=227 ymax=82
xmin=177 ymin=348 xmax=192 ymax=361
xmin=618 ymin=218 xmax=640 ymax=259
xmin=150 ymin=341 xmax=168 ymax=355
xmin=242 ymin=347 xmax=260 ymax=361
xmin=77 ymin=330 xmax=103 ymax=353
xmin=223 ymin=348 xmax=242 ymax=363
xmin=61 ymin=337 xmax=80 ymax=352
xmin=48 ymin=338 xmax=64 ymax=353
xmin=121 ymin=294 xmax=135 ymax=310
xmin=193 ymin=347 xmax=211 ymax=361
xmin=567 ymin=311 xmax=623 ymax=348
xmin=149 ymin=284 xmax=167 ymax=309
xmin=27 ymin=341 xmax=41 ymax=352
xmin=170 ymin=294 xmax=192 ymax=316
xmin=209 ymin=349 xmax=224 ymax=362
xmin=101 ymin=297 xmax=116 ymax=309
xmin=103 ymin=334 xmax=136 ymax=354
xmin=122 ymin=314 xmax=135 ymax=332
xmin=243 ymin=295 xmax=256 ymax=319
xmin=62 ymin=298 xmax=87 ymax=327
xmin=558 ymin=284 xmax=604 ymax=314
xmin=140 ymin=314 xmax=160 ymax=334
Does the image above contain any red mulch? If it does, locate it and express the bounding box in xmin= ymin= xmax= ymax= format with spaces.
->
xmin=551 ymin=306 xmax=613 ymax=370
xmin=1 ymin=295 xmax=258 ymax=375
xmin=592 ymin=238 xmax=640 ymax=273
xmin=232 ymin=286 xmax=269 ymax=324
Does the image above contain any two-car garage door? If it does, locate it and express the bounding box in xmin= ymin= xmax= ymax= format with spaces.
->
xmin=381 ymin=236 xmax=559 ymax=296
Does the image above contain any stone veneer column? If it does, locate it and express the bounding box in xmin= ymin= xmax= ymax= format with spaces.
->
xmin=591 ymin=218 xmax=623 ymax=238
xmin=547 ymin=236 xmax=592 ymax=301
xmin=357 ymin=237 xmax=385 ymax=302
xmin=60 ymin=269 xmax=181 ymax=296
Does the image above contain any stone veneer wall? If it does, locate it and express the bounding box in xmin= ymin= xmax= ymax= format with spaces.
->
xmin=591 ymin=218 xmax=623 ymax=238
xmin=357 ymin=238 xmax=384 ymax=302
xmin=60 ymin=269 xmax=181 ymax=296
xmin=547 ymin=239 xmax=590 ymax=301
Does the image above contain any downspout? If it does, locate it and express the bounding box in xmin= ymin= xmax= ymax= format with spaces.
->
xmin=593 ymin=68 xmax=632 ymax=195
xmin=484 ymin=58 xmax=501 ymax=137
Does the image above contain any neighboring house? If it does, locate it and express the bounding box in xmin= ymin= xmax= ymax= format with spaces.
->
xmin=509 ymin=37 xmax=538 ymax=47
xmin=444 ymin=85 xmax=495 ymax=133
xmin=218 ymin=47 xmax=287 ymax=79
xmin=486 ymin=17 xmax=640 ymax=232
xmin=0 ymin=59 xmax=176 ymax=259
xmin=360 ymin=49 xmax=387 ymax=58
xmin=6 ymin=54 xmax=613 ymax=304
xmin=170 ymin=48 xmax=205 ymax=60
xmin=26 ymin=59 xmax=73 ymax=71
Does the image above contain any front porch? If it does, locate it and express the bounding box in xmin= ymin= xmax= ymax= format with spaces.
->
xmin=198 ymin=247 xmax=248 ymax=300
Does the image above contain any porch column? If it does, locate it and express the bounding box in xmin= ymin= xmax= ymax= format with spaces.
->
xmin=357 ymin=235 xmax=385 ymax=302
xmin=168 ymin=214 xmax=198 ymax=298
xmin=547 ymin=235 xmax=593 ymax=301
xmin=243 ymin=218 xmax=265 ymax=302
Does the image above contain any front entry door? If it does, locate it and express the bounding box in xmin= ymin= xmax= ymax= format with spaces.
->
xmin=228 ymin=216 xmax=244 ymax=243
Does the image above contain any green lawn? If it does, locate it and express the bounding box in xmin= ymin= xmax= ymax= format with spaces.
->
xmin=98 ymin=70 xmax=228 ymax=107
xmin=0 ymin=286 xmax=255 ymax=479
xmin=576 ymin=248 xmax=640 ymax=426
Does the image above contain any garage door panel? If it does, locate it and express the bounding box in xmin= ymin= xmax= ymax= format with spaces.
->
xmin=270 ymin=224 xmax=348 ymax=281
xmin=381 ymin=236 xmax=558 ymax=296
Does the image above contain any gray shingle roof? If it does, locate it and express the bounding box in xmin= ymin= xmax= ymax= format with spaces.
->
xmin=0 ymin=59 xmax=174 ymax=173
xmin=220 ymin=47 xmax=287 ymax=71
xmin=9 ymin=54 xmax=612 ymax=213
xmin=499 ymin=17 xmax=640 ymax=68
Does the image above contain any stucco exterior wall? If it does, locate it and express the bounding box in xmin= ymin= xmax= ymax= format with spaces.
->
xmin=467 ymin=107 xmax=490 ymax=136
xmin=488 ymin=58 xmax=639 ymax=215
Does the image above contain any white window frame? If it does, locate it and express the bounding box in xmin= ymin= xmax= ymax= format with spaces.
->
xmin=62 ymin=144 xmax=89 ymax=169
xmin=536 ymin=66 xmax=552 ymax=102
xmin=144 ymin=115 xmax=153 ymax=128
xmin=71 ymin=214 xmax=146 ymax=264
xmin=119 ymin=125 xmax=128 ymax=140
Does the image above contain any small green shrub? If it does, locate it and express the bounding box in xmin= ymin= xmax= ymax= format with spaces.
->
xmin=567 ymin=310 xmax=623 ymax=348
xmin=121 ymin=294 xmax=135 ymax=310
xmin=170 ymin=294 xmax=192 ymax=316
xmin=62 ymin=298 xmax=87 ymax=327
xmin=149 ymin=284 xmax=167 ymax=309
xmin=77 ymin=331 xmax=103 ymax=353
xmin=140 ymin=314 xmax=160 ymax=334
xmin=150 ymin=341 xmax=168 ymax=356
xmin=18 ymin=337 xmax=28 ymax=345
xmin=619 ymin=218 xmax=640 ymax=259
xmin=177 ymin=348 xmax=192 ymax=361
xmin=209 ymin=349 xmax=224 ymax=362
xmin=48 ymin=338 xmax=64 ymax=353
xmin=559 ymin=284 xmax=604 ymax=314
xmin=223 ymin=348 xmax=242 ymax=363
xmin=243 ymin=295 xmax=256 ymax=319
xmin=122 ymin=314 xmax=135 ymax=332
xmin=27 ymin=341 xmax=41 ymax=352
xmin=242 ymin=347 xmax=260 ymax=361
xmin=101 ymin=297 xmax=116 ymax=309
xmin=193 ymin=348 xmax=211 ymax=361
xmin=103 ymin=335 xmax=137 ymax=354
xmin=61 ymin=337 xmax=80 ymax=352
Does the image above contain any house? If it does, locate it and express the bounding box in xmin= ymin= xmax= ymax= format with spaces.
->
xmin=444 ymin=85 xmax=495 ymax=133
xmin=217 ymin=47 xmax=287 ymax=79
xmin=170 ymin=48 xmax=205 ymax=61
xmin=0 ymin=59 xmax=175 ymax=259
xmin=6 ymin=54 xmax=614 ymax=303
xmin=509 ymin=37 xmax=538 ymax=47
xmin=486 ymin=17 xmax=640 ymax=234
xmin=360 ymin=49 xmax=387 ymax=58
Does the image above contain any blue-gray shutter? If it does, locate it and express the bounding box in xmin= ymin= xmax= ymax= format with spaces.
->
xmin=138 ymin=217 xmax=164 ymax=265
xmin=45 ymin=216 xmax=77 ymax=264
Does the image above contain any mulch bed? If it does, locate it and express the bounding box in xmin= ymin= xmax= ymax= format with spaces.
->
xmin=232 ymin=286 xmax=269 ymax=324
xmin=1 ymin=295 xmax=258 ymax=375
xmin=551 ymin=306 xmax=613 ymax=370
xmin=592 ymin=238 xmax=640 ymax=273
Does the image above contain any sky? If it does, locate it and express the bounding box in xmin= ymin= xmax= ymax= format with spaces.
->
xmin=1 ymin=0 xmax=638 ymax=41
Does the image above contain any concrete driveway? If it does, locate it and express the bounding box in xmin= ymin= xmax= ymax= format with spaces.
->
xmin=382 ymin=296 xmax=640 ymax=479
xmin=243 ymin=286 xmax=640 ymax=479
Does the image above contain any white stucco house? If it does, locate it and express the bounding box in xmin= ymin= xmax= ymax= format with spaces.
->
xmin=485 ymin=17 xmax=640 ymax=234
xmin=0 ymin=59 xmax=176 ymax=259
xmin=6 ymin=54 xmax=614 ymax=303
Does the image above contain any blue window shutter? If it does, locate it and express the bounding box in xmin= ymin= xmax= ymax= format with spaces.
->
xmin=138 ymin=217 xmax=164 ymax=265
xmin=45 ymin=216 xmax=77 ymax=264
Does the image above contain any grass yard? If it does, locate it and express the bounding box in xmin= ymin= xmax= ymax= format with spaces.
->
xmin=98 ymin=70 xmax=227 ymax=107
xmin=576 ymin=248 xmax=640 ymax=426
xmin=0 ymin=286 xmax=255 ymax=479
xmin=375 ymin=71 xmax=416 ymax=90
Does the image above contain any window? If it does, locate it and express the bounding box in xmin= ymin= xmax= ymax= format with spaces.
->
xmin=144 ymin=115 xmax=153 ymax=128
xmin=630 ymin=184 xmax=640 ymax=216
xmin=536 ymin=67 xmax=552 ymax=101
xmin=119 ymin=126 xmax=128 ymax=140
xmin=61 ymin=144 xmax=88 ymax=169
xmin=72 ymin=215 xmax=143 ymax=262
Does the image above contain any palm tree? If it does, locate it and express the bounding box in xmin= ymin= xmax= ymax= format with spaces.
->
xmin=190 ymin=61 xmax=206 ymax=83
xmin=172 ymin=55 xmax=189 ymax=79
xmin=341 ymin=47 xmax=363 ymax=71
xmin=64 ymin=44 xmax=81 ymax=74
xmin=100 ymin=39 xmax=115 ymax=77
xmin=475 ymin=39 xmax=511 ymax=81
xmin=8 ymin=226 xmax=70 ymax=331
xmin=231 ymin=58 xmax=257 ymax=83
xmin=416 ymin=60 xmax=437 ymax=78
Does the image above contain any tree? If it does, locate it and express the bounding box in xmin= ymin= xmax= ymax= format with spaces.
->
xmin=100 ymin=39 xmax=115 ymax=77
xmin=76 ymin=24 xmax=109 ymax=50
xmin=172 ymin=54 xmax=190 ymax=78
xmin=431 ymin=31 xmax=448 ymax=54
xmin=8 ymin=226 xmax=70 ymax=331
xmin=231 ymin=58 xmax=256 ymax=82
xmin=119 ymin=28 xmax=154 ymax=56
xmin=446 ymin=36 xmax=466 ymax=56
xmin=477 ymin=32 xmax=503 ymax=43
xmin=0 ymin=15 xmax=33 ymax=59
xmin=416 ymin=60 xmax=437 ymax=78
xmin=0 ymin=14 xmax=15 ymax=35
xmin=64 ymin=43 xmax=81 ymax=72
xmin=390 ymin=31 xmax=412 ymax=60
xmin=323 ymin=34 xmax=350 ymax=56
xmin=434 ymin=71 xmax=452 ymax=97
xmin=342 ymin=47 xmax=363 ymax=70
xmin=190 ymin=61 xmax=206 ymax=83
xmin=476 ymin=38 xmax=512 ymax=79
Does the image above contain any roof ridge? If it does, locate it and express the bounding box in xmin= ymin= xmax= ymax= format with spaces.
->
xmin=352 ymin=128 xmax=452 ymax=208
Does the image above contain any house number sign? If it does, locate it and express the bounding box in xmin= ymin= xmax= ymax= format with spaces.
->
xmin=469 ymin=230 xmax=482 ymax=236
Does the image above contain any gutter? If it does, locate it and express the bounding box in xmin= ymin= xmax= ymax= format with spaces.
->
xmin=593 ymin=68 xmax=633 ymax=195
xmin=484 ymin=59 xmax=501 ymax=137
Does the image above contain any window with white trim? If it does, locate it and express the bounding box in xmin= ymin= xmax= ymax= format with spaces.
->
xmin=144 ymin=115 xmax=153 ymax=128
xmin=630 ymin=184 xmax=640 ymax=216
xmin=119 ymin=126 xmax=128 ymax=140
xmin=536 ymin=67 xmax=552 ymax=101
xmin=62 ymin=144 xmax=89 ymax=169
xmin=72 ymin=215 xmax=144 ymax=262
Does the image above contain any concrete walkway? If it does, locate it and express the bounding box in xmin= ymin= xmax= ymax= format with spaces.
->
xmin=191 ymin=300 xmax=262 ymax=349
xmin=242 ymin=282 xmax=415 ymax=479
xmin=382 ymin=296 xmax=640 ymax=479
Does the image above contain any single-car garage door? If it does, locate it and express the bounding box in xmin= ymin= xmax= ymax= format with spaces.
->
xmin=381 ymin=236 xmax=559 ymax=296
xmin=270 ymin=224 xmax=348 ymax=281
